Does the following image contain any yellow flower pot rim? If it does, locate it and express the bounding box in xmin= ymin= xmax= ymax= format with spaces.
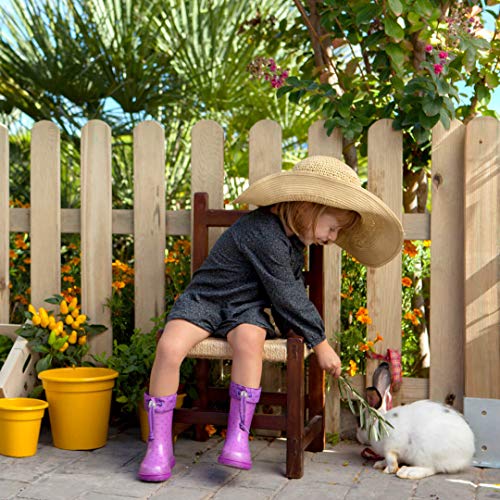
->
xmin=38 ymin=367 xmax=118 ymax=383
xmin=0 ymin=398 xmax=49 ymax=411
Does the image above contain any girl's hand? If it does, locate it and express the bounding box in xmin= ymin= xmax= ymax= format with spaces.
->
xmin=313 ymin=339 xmax=342 ymax=378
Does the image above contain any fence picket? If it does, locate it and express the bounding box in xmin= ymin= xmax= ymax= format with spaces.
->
xmin=133 ymin=121 xmax=166 ymax=333
xmin=30 ymin=121 xmax=61 ymax=308
xmin=249 ymin=119 xmax=283 ymax=435
xmin=0 ymin=125 xmax=8 ymax=322
xmin=308 ymin=121 xmax=343 ymax=434
xmin=366 ymin=119 xmax=403 ymax=405
xmin=191 ymin=120 xmax=224 ymax=252
xmin=430 ymin=120 xmax=465 ymax=408
xmin=81 ymin=120 xmax=113 ymax=355
xmin=464 ymin=116 xmax=500 ymax=399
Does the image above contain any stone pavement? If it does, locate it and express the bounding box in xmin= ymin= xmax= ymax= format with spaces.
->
xmin=1 ymin=426 xmax=499 ymax=500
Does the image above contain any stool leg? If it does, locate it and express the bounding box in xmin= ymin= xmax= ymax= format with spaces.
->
xmin=306 ymin=354 xmax=325 ymax=452
xmin=286 ymin=337 xmax=305 ymax=479
xmin=194 ymin=359 xmax=210 ymax=441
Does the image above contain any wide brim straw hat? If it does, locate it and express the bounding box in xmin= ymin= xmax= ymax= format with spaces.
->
xmin=234 ymin=155 xmax=403 ymax=268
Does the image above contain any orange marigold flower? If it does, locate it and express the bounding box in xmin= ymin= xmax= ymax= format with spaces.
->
xmin=402 ymin=277 xmax=412 ymax=287
xmin=9 ymin=250 xmax=16 ymax=259
xmin=403 ymin=240 xmax=418 ymax=257
xmin=404 ymin=311 xmax=420 ymax=326
xmin=68 ymin=243 xmax=77 ymax=250
xmin=355 ymin=307 xmax=372 ymax=324
xmin=347 ymin=360 xmax=358 ymax=377
xmin=112 ymin=281 xmax=126 ymax=290
xmin=358 ymin=343 xmax=370 ymax=352
xmin=61 ymin=264 xmax=71 ymax=274
xmin=413 ymin=308 xmax=423 ymax=317
xmin=220 ymin=429 xmax=227 ymax=439
xmin=63 ymin=276 xmax=75 ymax=283
xmin=23 ymin=258 xmax=31 ymax=264
xmin=375 ymin=333 xmax=384 ymax=343
xmin=205 ymin=424 xmax=217 ymax=437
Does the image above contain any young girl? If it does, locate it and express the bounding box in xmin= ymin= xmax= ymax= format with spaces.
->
xmin=138 ymin=155 xmax=403 ymax=482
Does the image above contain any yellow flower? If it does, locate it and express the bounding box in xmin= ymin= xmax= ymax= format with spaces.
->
xmin=347 ymin=360 xmax=358 ymax=377
xmin=60 ymin=300 xmax=69 ymax=315
xmin=78 ymin=335 xmax=87 ymax=345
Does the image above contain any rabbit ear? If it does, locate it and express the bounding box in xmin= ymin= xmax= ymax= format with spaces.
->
xmin=365 ymin=362 xmax=392 ymax=410
xmin=372 ymin=362 xmax=392 ymax=395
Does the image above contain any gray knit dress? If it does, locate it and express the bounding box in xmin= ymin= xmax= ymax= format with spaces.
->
xmin=167 ymin=207 xmax=325 ymax=348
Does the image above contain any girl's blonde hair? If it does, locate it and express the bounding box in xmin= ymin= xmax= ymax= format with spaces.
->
xmin=274 ymin=201 xmax=360 ymax=243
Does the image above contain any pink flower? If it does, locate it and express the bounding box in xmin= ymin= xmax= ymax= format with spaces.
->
xmin=425 ymin=44 xmax=433 ymax=53
xmin=433 ymin=63 xmax=443 ymax=75
xmin=438 ymin=51 xmax=448 ymax=60
xmin=268 ymin=59 xmax=277 ymax=72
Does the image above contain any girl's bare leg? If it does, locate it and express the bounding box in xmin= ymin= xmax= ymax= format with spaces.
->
xmin=227 ymin=324 xmax=266 ymax=388
xmin=149 ymin=319 xmax=210 ymax=396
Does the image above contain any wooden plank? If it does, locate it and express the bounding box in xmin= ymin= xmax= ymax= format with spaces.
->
xmin=10 ymin=208 xmax=191 ymax=236
xmin=430 ymin=120 xmax=466 ymax=409
xmin=0 ymin=336 xmax=38 ymax=398
xmin=464 ymin=116 xmax=499 ymax=399
xmin=0 ymin=324 xmax=19 ymax=340
xmin=403 ymin=213 xmax=429 ymax=240
xmin=133 ymin=121 xmax=166 ymax=333
xmin=347 ymin=375 xmax=429 ymax=404
xmin=191 ymin=120 xmax=224 ymax=253
xmin=308 ymin=120 xmax=343 ymax=435
xmin=10 ymin=207 xmax=429 ymax=241
xmin=249 ymin=119 xmax=283 ymax=436
xmin=366 ymin=119 xmax=403 ymax=405
xmin=30 ymin=121 xmax=61 ymax=308
xmin=81 ymin=121 xmax=113 ymax=356
xmin=0 ymin=125 xmax=8 ymax=322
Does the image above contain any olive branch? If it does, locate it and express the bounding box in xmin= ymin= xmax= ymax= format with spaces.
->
xmin=337 ymin=375 xmax=393 ymax=442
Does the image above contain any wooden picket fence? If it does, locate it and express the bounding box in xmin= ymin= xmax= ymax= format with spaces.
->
xmin=0 ymin=118 xmax=498 ymax=433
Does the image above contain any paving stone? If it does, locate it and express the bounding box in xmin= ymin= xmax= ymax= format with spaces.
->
xmin=150 ymin=486 xmax=213 ymax=500
xmin=213 ymin=486 xmax=279 ymax=499
xmin=0 ymin=478 xmax=30 ymax=500
xmin=15 ymin=473 xmax=109 ymax=500
xmin=223 ymin=460 xmax=288 ymax=490
xmin=275 ymin=481 xmax=350 ymax=499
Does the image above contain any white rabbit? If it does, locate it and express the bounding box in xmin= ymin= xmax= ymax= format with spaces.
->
xmin=356 ymin=362 xmax=475 ymax=480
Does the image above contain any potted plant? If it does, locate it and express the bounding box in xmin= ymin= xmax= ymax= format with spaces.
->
xmin=16 ymin=294 xmax=118 ymax=450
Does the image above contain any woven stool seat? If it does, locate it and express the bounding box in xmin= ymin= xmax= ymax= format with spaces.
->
xmin=187 ymin=338 xmax=313 ymax=362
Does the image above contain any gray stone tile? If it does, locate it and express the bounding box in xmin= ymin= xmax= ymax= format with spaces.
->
xmin=0 ymin=478 xmax=29 ymax=500
xmin=151 ymin=486 xmax=213 ymax=500
xmin=275 ymin=481 xmax=350 ymax=499
xmin=213 ymin=486 xmax=277 ymax=499
xmin=16 ymin=473 xmax=108 ymax=500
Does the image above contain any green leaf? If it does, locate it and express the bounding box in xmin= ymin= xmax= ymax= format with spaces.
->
xmin=422 ymin=96 xmax=442 ymax=117
xmin=385 ymin=43 xmax=405 ymax=68
xmin=36 ymin=356 xmax=52 ymax=374
xmin=387 ymin=0 xmax=403 ymax=16
xmin=355 ymin=4 xmax=382 ymax=24
xmin=384 ymin=17 xmax=404 ymax=41
xmin=439 ymin=108 xmax=450 ymax=130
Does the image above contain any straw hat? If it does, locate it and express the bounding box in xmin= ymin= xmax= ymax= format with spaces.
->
xmin=234 ymin=155 xmax=403 ymax=268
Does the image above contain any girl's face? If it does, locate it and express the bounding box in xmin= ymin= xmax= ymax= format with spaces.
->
xmin=299 ymin=206 xmax=356 ymax=246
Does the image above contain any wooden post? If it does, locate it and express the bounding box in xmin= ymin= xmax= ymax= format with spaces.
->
xmin=366 ymin=119 xmax=403 ymax=406
xmin=308 ymin=120 xmax=343 ymax=435
xmin=30 ymin=121 xmax=61 ymax=308
xmin=430 ymin=121 xmax=465 ymax=409
xmin=0 ymin=125 xmax=9 ymax=322
xmin=81 ymin=120 xmax=113 ymax=356
xmin=133 ymin=121 xmax=166 ymax=333
xmin=464 ymin=117 xmax=499 ymax=399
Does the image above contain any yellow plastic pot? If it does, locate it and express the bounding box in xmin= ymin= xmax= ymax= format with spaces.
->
xmin=138 ymin=393 xmax=186 ymax=443
xmin=0 ymin=398 xmax=49 ymax=457
xmin=39 ymin=367 xmax=118 ymax=450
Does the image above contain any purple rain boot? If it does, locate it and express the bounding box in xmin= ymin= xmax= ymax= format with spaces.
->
xmin=218 ymin=381 xmax=261 ymax=470
xmin=138 ymin=393 xmax=177 ymax=482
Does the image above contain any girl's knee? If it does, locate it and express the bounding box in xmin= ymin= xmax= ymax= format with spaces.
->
xmin=228 ymin=324 xmax=266 ymax=357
